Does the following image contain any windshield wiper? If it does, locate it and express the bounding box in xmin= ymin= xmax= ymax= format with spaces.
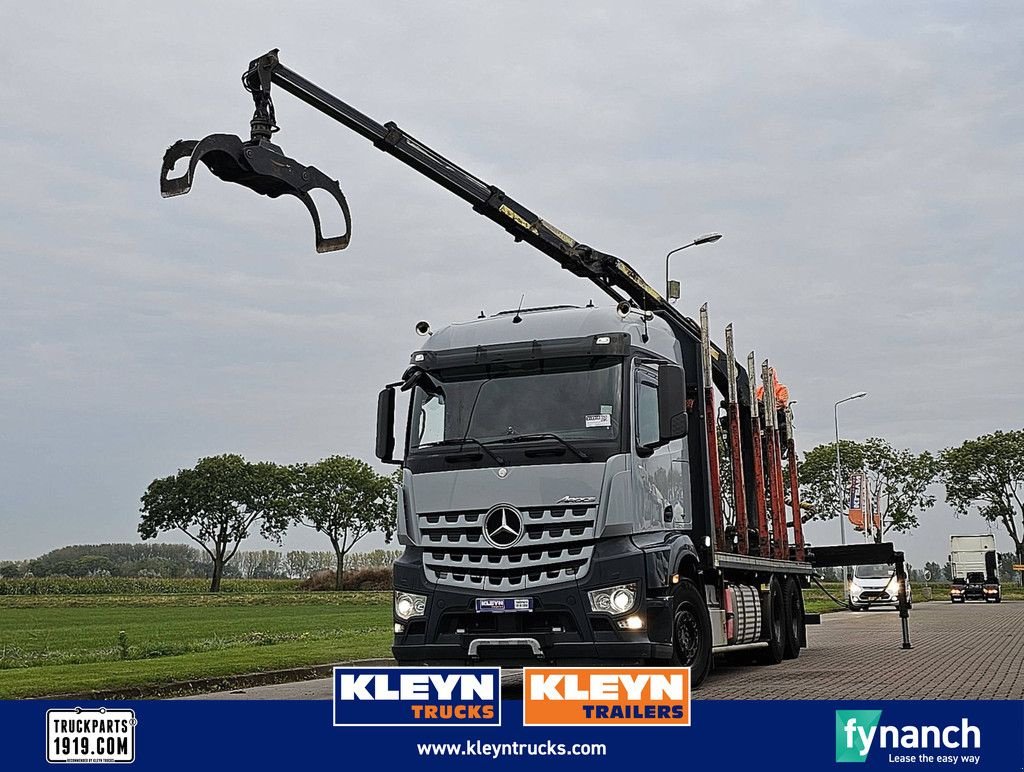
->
xmin=488 ymin=433 xmax=591 ymax=461
xmin=422 ymin=437 xmax=506 ymax=465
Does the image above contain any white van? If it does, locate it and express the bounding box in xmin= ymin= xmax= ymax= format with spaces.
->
xmin=849 ymin=563 xmax=912 ymax=610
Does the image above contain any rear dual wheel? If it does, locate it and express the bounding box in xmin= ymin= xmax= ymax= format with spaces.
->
xmin=758 ymin=578 xmax=785 ymax=665
xmin=782 ymin=578 xmax=803 ymax=660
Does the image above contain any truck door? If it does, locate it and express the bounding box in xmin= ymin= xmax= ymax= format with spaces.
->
xmin=634 ymin=364 xmax=690 ymax=532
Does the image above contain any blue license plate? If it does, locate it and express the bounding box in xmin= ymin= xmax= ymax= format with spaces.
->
xmin=475 ymin=597 xmax=533 ymax=613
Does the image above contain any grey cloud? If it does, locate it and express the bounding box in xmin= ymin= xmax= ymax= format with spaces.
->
xmin=1 ymin=2 xmax=1021 ymax=561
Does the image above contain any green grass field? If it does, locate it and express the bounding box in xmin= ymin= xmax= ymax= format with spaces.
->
xmin=0 ymin=592 xmax=392 ymax=699
xmin=3 ymin=581 xmax=1019 ymax=699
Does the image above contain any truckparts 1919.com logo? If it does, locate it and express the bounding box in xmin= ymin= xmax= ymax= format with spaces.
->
xmin=835 ymin=710 xmax=981 ymax=764
xmin=46 ymin=707 xmax=136 ymax=763
xmin=333 ymin=667 xmax=501 ymax=727
xmin=523 ymin=667 xmax=690 ymax=726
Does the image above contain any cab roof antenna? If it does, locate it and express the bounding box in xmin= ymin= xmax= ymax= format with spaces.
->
xmin=512 ymin=294 xmax=525 ymax=324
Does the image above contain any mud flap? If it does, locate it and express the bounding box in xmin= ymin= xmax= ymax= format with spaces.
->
xmin=160 ymin=134 xmax=352 ymax=253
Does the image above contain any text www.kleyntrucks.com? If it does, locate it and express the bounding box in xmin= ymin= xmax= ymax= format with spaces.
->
xmin=416 ymin=740 xmax=607 ymax=758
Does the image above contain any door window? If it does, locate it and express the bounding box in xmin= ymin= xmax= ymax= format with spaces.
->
xmin=636 ymin=373 xmax=659 ymax=448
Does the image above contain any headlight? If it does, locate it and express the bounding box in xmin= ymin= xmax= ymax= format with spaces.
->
xmin=394 ymin=591 xmax=427 ymax=620
xmin=588 ymin=583 xmax=637 ymax=614
xmin=848 ymin=579 xmax=861 ymax=593
xmin=885 ymin=578 xmax=898 ymax=594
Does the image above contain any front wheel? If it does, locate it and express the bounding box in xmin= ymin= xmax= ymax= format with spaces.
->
xmin=670 ymin=579 xmax=713 ymax=688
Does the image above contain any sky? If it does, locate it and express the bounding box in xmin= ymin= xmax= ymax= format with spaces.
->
xmin=1 ymin=2 xmax=1022 ymax=567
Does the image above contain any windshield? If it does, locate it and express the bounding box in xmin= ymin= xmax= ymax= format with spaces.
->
xmin=967 ymin=572 xmax=986 ymax=583
xmin=408 ymin=357 xmax=622 ymax=451
xmin=854 ymin=564 xmax=894 ymax=579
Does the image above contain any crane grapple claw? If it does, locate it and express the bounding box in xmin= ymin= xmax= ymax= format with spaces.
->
xmin=160 ymin=133 xmax=352 ymax=252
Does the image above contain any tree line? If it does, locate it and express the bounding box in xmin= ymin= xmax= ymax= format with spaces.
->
xmin=12 ymin=429 xmax=1020 ymax=591
xmin=0 ymin=543 xmax=400 ymax=581
xmin=138 ymin=454 xmax=397 ymax=591
xmin=797 ymin=429 xmax=1024 ymax=567
xmin=815 ymin=554 xmax=1020 ymax=584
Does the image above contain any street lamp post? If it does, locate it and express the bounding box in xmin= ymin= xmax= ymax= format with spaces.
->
xmin=834 ymin=391 xmax=868 ymax=592
xmin=664 ymin=233 xmax=722 ymax=301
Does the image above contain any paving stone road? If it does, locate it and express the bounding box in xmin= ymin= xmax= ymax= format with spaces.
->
xmin=184 ymin=600 xmax=1023 ymax=700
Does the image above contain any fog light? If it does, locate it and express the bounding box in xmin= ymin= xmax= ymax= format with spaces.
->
xmin=617 ymin=615 xmax=644 ymax=630
xmin=394 ymin=623 xmax=405 ymax=634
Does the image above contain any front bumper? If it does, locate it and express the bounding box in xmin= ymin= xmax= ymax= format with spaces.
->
xmin=952 ymin=586 xmax=998 ymax=601
xmin=850 ymin=588 xmax=902 ymax=606
xmin=392 ymin=538 xmax=674 ymax=665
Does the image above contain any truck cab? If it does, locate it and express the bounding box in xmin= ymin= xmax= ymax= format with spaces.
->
xmin=949 ymin=535 xmax=1001 ymax=603
xmin=380 ymin=305 xmax=696 ymax=668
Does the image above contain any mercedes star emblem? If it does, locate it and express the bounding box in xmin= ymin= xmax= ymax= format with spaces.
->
xmin=482 ymin=504 xmax=525 ymax=549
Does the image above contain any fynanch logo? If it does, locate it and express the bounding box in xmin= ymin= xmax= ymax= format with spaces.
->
xmin=835 ymin=710 xmax=981 ymax=763
xmin=836 ymin=710 xmax=883 ymax=762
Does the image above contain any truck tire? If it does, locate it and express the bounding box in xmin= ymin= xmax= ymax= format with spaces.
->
xmin=670 ymin=579 xmax=712 ymax=688
xmin=757 ymin=578 xmax=785 ymax=665
xmin=782 ymin=578 xmax=802 ymax=660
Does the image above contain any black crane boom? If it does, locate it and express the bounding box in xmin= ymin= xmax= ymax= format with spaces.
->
xmin=160 ymin=49 xmax=745 ymax=401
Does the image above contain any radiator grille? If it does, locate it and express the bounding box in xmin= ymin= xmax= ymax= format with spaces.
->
xmin=418 ymin=506 xmax=596 ymax=591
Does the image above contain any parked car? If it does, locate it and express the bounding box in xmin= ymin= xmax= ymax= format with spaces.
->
xmin=849 ymin=563 xmax=912 ymax=611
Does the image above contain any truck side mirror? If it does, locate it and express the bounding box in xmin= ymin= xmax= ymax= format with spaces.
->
xmin=375 ymin=387 xmax=399 ymax=464
xmin=657 ymin=364 xmax=688 ymax=442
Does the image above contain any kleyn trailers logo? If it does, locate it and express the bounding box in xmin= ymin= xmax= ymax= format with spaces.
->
xmin=835 ymin=710 xmax=981 ymax=764
xmin=333 ymin=667 xmax=501 ymax=727
xmin=523 ymin=667 xmax=690 ymax=726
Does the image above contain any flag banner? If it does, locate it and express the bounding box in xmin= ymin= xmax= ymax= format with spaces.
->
xmin=2 ymin=698 xmax=1020 ymax=770
xmin=848 ymin=473 xmax=865 ymax=530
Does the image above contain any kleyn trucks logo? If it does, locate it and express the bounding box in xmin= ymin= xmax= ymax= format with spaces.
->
xmin=523 ymin=667 xmax=690 ymax=726
xmin=333 ymin=667 xmax=501 ymax=727
xmin=835 ymin=710 xmax=982 ymax=764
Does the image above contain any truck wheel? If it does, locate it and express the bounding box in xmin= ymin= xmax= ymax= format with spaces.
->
xmin=671 ymin=579 xmax=712 ymax=688
xmin=782 ymin=578 xmax=802 ymax=660
xmin=758 ymin=578 xmax=785 ymax=665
